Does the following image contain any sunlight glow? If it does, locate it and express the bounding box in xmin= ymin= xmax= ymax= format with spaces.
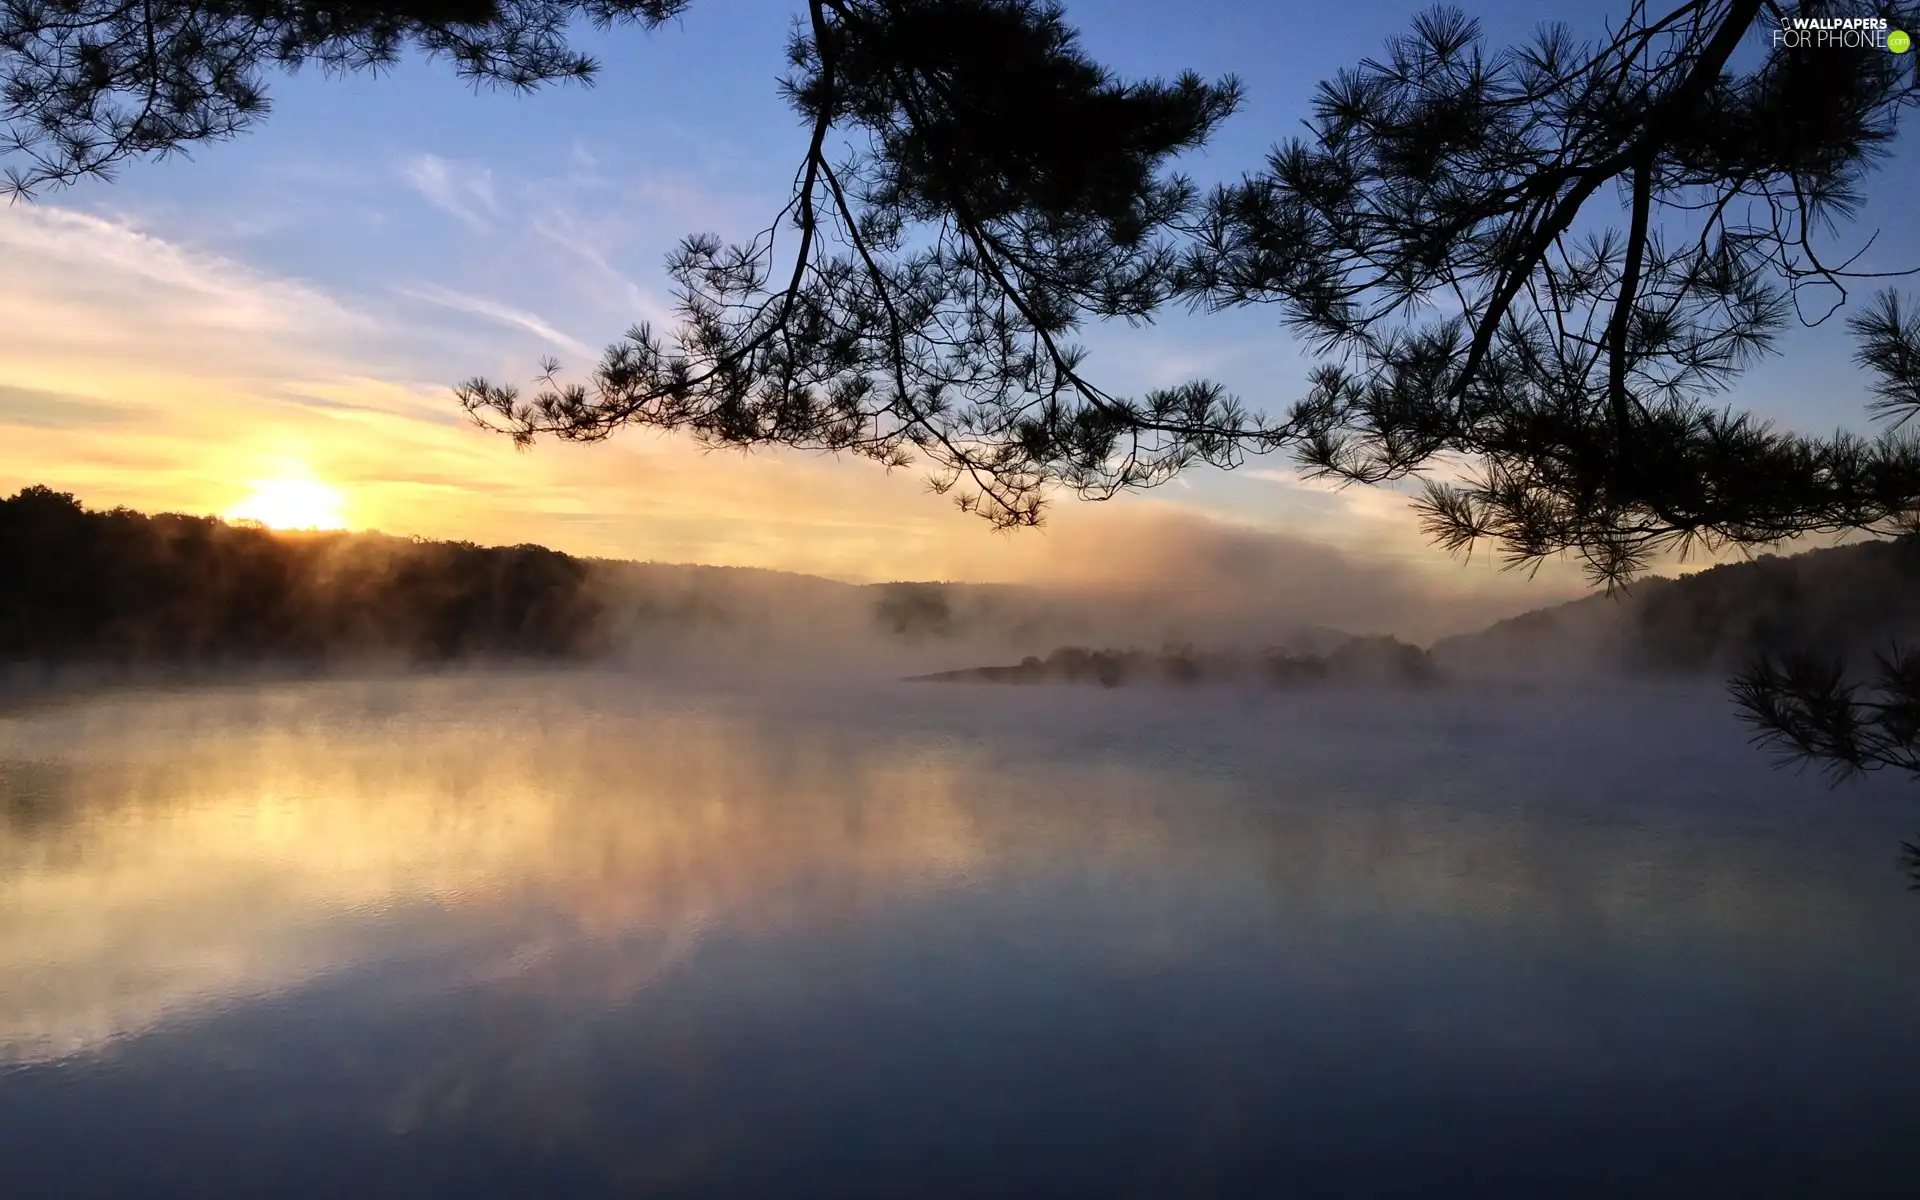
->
xmin=228 ymin=478 xmax=349 ymax=531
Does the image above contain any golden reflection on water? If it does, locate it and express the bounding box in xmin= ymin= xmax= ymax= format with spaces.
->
xmin=0 ymin=674 xmax=1897 ymax=1072
xmin=0 ymin=676 xmax=1179 ymax=1065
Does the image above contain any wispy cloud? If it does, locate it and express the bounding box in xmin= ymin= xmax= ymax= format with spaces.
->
xmin=529 ymin=211 xmax=677 ymax=329
xmin=401 ymin=154 xmax=500 ymax=234
xmin=0 ymin=384 xmax=138 ymax=431
xmin=397 ymin=283 xmax=597 ymax=359
xmin=0 ymin=204 xmax=370 ymax=344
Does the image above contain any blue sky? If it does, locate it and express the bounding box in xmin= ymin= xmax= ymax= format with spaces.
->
xmin=3 ymin=0 xmax=1915 ymax=624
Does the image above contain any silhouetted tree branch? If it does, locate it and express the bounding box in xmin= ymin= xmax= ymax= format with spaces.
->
xmin=456 ymin=0 xmax=1258 ymax=526
xmin=1181 ymin=0 xmax=1920 ymax=588
xmin=1731 ymin=641 xmax=1920 ymax=869
xmin=0 ymin=0 xmax=689 ymax=195
xmin=1731 ymin=645 xmax=1920 ymax=780
xmin=454 ymin=2 xmax=1920 ymax=561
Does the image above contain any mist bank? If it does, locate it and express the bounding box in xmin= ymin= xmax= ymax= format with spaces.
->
xmin=0 ymin=485 xmax=1533 ymax=684
xmin=13 ymin=485 xmax=1914 ymax=694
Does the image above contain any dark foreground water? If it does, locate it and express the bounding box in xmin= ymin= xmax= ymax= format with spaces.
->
xmin=1 ymin=672 xmax=1916 ymax=1198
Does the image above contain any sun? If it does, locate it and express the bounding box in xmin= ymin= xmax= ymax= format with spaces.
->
xmin=228 ymin=478 xmax=349 ymax=531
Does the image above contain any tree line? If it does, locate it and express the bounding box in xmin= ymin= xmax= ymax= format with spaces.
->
xmin=0 ymin=485 xmax=610 ymax=663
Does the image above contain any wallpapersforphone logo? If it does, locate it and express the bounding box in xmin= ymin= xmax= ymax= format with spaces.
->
xmin=1768 ymin=14 xmax=1910 ymax=51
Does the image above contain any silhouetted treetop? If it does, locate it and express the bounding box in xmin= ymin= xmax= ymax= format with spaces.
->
xmin=795 ymin=1 xmax=1233 ymax=237
xmin=0 ymin=0 xmax=688 ymax=195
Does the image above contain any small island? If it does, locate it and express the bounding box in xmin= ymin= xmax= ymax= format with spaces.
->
xmin=904 ymin=637 xmax=1438 ymax=689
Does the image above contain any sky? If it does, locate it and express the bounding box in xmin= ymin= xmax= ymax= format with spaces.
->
xmin=3 ymin=0 xmax=1915 ymax=614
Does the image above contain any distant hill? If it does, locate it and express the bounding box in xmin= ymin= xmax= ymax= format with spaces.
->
xmin=1432 ymin=535 xmax=1920 ymax=678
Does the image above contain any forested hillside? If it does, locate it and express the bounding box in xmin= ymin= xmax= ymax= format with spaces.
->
xmin=1434 ymin=537 xmax=1920 ymax=676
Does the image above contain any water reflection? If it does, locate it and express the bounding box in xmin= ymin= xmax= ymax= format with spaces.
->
xmin=0 ymin=674 xmax=1916 ymax=1197
xmin=3 ymin=686 xmax=1038 ymax=1061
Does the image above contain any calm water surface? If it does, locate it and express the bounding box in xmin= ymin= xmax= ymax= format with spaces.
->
xmin=1 ymin=672 xmax=1916 ymax=1197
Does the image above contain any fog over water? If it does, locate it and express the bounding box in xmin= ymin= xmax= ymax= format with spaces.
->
xmin=2 ymin=670 xmax=1917 ymax=1197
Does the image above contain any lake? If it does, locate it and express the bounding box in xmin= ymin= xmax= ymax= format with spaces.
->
xmin=2 ymin=671 xmax=1916 ymax=1197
